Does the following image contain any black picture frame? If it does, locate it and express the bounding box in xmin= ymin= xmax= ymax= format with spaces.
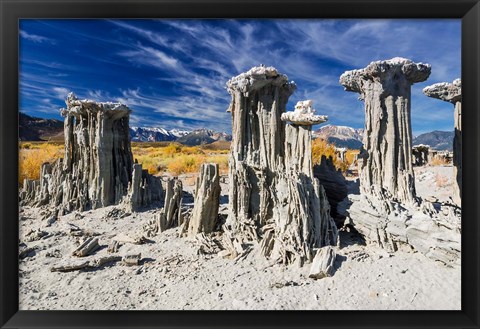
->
xmin=1 ymin=0 xmax=479 ymax=328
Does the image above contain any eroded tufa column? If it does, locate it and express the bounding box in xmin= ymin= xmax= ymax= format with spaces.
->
xmin=226 ymin=67 xmax=337 ymax=265
xmin=61 ymin=92 xmax=134 ymax=209
xmin=226 ymin=65 xmax=296 ymax=231
xmin=20 ymin=92 xmax=163 ymax=213
xmin=340 ymin=57 xmax=431 ymax=204
xmin=423 ymin=79 xmax=461 ymax=204
xmin=280 ymin=100 xmax=338 ymax=255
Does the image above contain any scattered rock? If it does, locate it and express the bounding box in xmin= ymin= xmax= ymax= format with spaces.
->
xmin=107 ymin=240 xmax=121 ymax=253
xmin=187 ymin=163 xmax=221 ymax=236
xmin=71 ymin=237 xmax=99 ymax=257
xmin=112 ymin=233 xmax=147 ymax=245
xmin=19 ymin=246 xmax=37 ymax=259
xmin=309 ymin=246 xmax=337 ymax=280
xmin=122 ymin=253 xmax=141 ymax=266
xmin=24 ymin=228 xmax=49 ymax=242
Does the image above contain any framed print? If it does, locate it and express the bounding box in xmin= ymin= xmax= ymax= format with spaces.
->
xmin=1 ymin=0 xmax=479 ymax=328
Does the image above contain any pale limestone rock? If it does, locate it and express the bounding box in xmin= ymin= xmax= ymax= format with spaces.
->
xmin=308 ymin=246 xmax=337 ymax=279
xmin=340 ymin=57 xmax=431 ymax=204
xmin=412 ymin=145 xmax=430 ymax=166
xmin=335 ymin=147 xmax=347 ymax=162
xmin=339 ymin=186 xmax=461 ymax=266
xmin=226 ymin=68 xmax=337 ymax=266
xmin=338 ymin=59 xmax=460 ymax=266
xmin=19 ymin=92 xmax=162 ymax=213
xmin=423 ymin=79 xmax=461 ymax=103
xmin=71 ymin=237 xmax=99 ymax=257
xmin=313 ymin=156 xmax=348 ymax=221
xmin=126 ymin=164 xmax=163 ymax=211
xmin=187 ymin=163 xmax=221 ymax=236
xmin=423 ymin=79 xmax=461 ymax=204
xmin=281 ymin=100 xmax=328 ymax=125
xmin=122 ymin=253 xmax=141 ymax=266
xmin=226 ymin=65 xmax=296 ymax=234
xmin=154 ymin=178 xmax=183 ymax=233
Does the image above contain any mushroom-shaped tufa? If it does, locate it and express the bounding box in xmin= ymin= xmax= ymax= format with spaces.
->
xmin=422 ymin=79 xmax=461 ymax=104
xmin=339 ymin=57 xmax=431 ymax=94
xmin=281 ymin=100 xmax=328 ymax=125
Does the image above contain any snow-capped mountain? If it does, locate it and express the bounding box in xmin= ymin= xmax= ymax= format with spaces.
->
xmin=169 ymin=129 xmax=191 ymax=138
xmin=129 ymin=126 xmax=231 ymax=145
xmin=129 ymin=127 xmax=190 ymax=142
xmin=176 ymin=128 xmax=232 ymax=146
xmin=312 ymin=124 xmax=364 ymax=149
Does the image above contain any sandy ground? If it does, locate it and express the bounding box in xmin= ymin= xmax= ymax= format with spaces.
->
xmin=414 ymin=165 xmax=456 ymax=204
xmin=18 ymin=165 xmax=460 ymax=310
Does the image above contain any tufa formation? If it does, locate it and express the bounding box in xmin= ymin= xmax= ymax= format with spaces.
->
xmin=20 ymin=93 xmax=162 ymax=213
xmin=225 ymin=66 xmax=337 ymax=265
xmin=340 ymin=57 xmax=431 ymax=204
xmin=423 ymin=79 xmax=461 ymax=204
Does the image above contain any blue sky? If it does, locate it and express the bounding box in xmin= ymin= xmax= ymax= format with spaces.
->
xmin=19 ymin=19 xmax=460 ymax=135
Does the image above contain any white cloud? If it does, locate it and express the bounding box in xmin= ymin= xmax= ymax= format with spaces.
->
xmin=52 ymin=87 xmax=70 ymax=100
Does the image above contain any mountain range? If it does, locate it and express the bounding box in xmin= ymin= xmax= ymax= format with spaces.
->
xmin=129 ymin=126 xmax=190 ymax=142
xmin=19 ymin=112 xmax=64 ymax=141
xmin=412 ymin=130 xmax=454 ymax=151
xmin=130 ymin=127 xmax=232 ymax=145
xmin=19 ymin=112 xmax=232 ymax=146
xmin=313 ymin=124 xmax=454 ymax=151
xmin=313 ymin=124 xmax=364 ymax=149
xmin=18 ymin=113 xmax=454 ymax=150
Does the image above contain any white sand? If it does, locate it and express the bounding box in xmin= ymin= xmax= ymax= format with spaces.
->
xmin=18 ymin=165 xmax=460 ymax=310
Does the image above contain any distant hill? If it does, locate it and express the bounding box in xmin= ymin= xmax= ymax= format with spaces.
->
xmin=312 ymin=124 xmax=364 ymax=149
xmin=413 ymin=130 xmax=454 ymax=151
xmin=176 ymin=128 xmax=232 ymax=146
xmin=19 ymin=112 xmax=64 ymax=141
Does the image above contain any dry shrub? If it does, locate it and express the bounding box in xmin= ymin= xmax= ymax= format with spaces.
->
xmin=163 ymin=143 xmax=183 ymax=157
xmin=133 ymin=154 xmax=160 ymax=175
xmin=311 ymin=138 xmax=353 ymax=172
xmin=430 ymin=156 xmax=449 ymax=166
xmin=182 ymin=146 xmax=205 ymax=155
xmin=346 ymin=149 xmax=359 ymax=165
xmin=19 ymin=143 xmax=63 ymax=185
xmin=312 ymin=138 xmax=337 ymax=165
xmin=131 ymin=141 xmax=172 ymax=148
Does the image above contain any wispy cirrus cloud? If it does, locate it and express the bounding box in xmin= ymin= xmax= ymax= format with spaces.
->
xmin=52 ymin=87 xmax=70 ymax=100
xmin=19 ymin=19 xmax=460 ymax=134
xmin=20 ymin=30 xmax=55 ymax=43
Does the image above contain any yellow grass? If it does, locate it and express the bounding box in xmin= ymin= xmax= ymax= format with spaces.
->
xmin=19 ymin=142 xmax=63 ymax=185
xmin=131 ymin=142 xmax=229 ymax=176
xmin=19 ymin=138 xmax=353 ymax=184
